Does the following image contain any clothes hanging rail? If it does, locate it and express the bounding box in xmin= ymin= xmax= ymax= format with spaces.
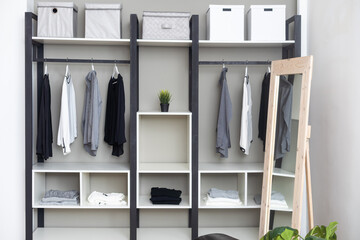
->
xmin=199 ymin=60 xmax=270 ymax=66
xmin=33 ymin=58 xmax=130 ymax=64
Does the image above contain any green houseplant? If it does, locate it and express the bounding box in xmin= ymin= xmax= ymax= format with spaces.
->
xmin=158 ymin=89 xmax=172 ymax=112
xmin=260 ymin=222 xmax=338 ymax=240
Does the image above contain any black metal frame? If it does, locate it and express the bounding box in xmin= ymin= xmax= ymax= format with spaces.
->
xmin=25 ymin=11 xmax=300 ymax=240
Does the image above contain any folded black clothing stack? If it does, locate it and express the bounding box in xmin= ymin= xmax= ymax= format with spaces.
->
xmin=150 ymin=187 xmax=182 ymax=205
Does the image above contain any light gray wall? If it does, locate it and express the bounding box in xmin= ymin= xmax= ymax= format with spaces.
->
xmin=308 ymin=0 xmax=360 ymax=238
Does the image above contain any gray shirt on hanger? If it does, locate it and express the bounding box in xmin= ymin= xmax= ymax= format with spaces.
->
xmin=274 ymin=76 xmax=293 ymax=160
xmin=82 ymin=70 xmax=102 ymax=156
xmin=216 ymin=67 xmax=232 ymax=158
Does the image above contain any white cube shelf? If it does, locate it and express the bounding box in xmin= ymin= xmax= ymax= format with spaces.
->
xmin=137 ymin=112 xmax=192 ymax=173
xmin=271 ymin=176 xmax=294 ymax=212
xmin=137 ymin=173 xmax=191 ymax=209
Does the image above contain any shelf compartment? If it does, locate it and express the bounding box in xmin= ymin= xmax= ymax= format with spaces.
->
xmin=137 ymin=113 xmax=191 ymax=172
xmin=33 ymin=227 xmax=129 ymax=240
xmin=137 ymin=228 xmax=191 ymax=240
xmin=81 ymin=172 xmax=129 ymax=208
xmin=199 ymin=173 xmax=245 ymax=208
xmin=199 ymin=40 xmax=295 ymax=48
xmin=199 ymin=227 xmax=259 ymax=240
xmin=33 ymin=172 xmax=80 ymax=208
xmin=137 ymin=173 xmax=191 ymax=209
xmin=33 ymin=162 xmax=130 ymax=173
xmin=247 ymin=173 xmax=263 ymax=207
xmin=272 ymin=211 xmax=292 ymax=229
xmin=32 ymin=37 xmax=130 ymax=46
xmin=199 ymin=162 xmax=263 ymax=173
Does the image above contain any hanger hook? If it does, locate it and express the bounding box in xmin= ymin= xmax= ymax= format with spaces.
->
xmin=222 ymin=59 xmax=225 ymax=69
xmin=91 ymin=58 xmax=95 ymax=71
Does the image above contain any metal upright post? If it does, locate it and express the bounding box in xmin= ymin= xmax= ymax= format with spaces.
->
xmin=25 ymin=12 xmax=36 ymax=240
xmin=130 ymin=14 xmax=139 ymax=240
xmin=189 ymin=15 xmax=199 ymax=240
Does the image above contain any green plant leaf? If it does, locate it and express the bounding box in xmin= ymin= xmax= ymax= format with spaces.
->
xmin=261 ymin=227 xmax=298 ymax=240
xmin=305 ymin=236 xmax=325 ymax=240
xmin=325 ymin=222 xmax=338 ymax=240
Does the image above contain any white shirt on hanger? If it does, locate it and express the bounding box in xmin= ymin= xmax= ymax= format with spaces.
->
xmin=57 ymin=73 xmax=77 ymax=155
xmin=240 ymin=74 xmax=253 ymax=155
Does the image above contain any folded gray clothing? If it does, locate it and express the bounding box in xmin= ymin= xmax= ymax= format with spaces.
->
xmin=208 ymin=188 xmax=239 ymax=199
xmin=41 ymin=197 xmax=79 ymax=203
xmin=40 ymin=200 xmax=79 ymax=205
xmin=44 ymin=190 xmax=79 ymax=199
xmin=254 ymin=191 xmax=286 ymax=205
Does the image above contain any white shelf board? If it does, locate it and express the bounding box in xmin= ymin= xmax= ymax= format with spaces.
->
xmin=199 ymin=162 xmax=263 ymax=173
xmin=138 ymin=195 xmax=190 ymax=209
xmin=33 ymin=202 xmax=80 ymax=209
xmin=273 ymin=168 xmax=295 ymax=178
xmin=32 ymin=162 xmax=130 ymax=173
xmin=199 ymin=40 xmax=295 ymax=48
xmin=138 ymin=111 xmax=191 ymax=116
xmin=32 ymin=37 xmax=130 ymax=46
xmin=199 ymin=194 xmax=260 ymax=209
xmin=33 ymin=227 xmax=129 ymax=240
xmin=138 ymin=228 xmax=191 ymax=240
xmin=139 ymin=163 xmax=190 ymax=173
xmin=199 ymin=227 xmax=259 ymax=240
xmin=137 ymin=39 xmax=192 ymax=47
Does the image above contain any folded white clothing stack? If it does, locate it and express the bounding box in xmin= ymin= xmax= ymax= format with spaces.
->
xmin=40 ymin=189 xmax=79 ymax=206
xmin=204 ymin=188 xmax=242 ymax=206
xmin=88 ymin=191 xmax=127 ymax=206
xmin=253 ymin=191 xmax=288 ymax=209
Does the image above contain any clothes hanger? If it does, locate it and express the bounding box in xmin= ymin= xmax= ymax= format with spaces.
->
xmin=112 ymin=60 xmax=119 ymax=78
xmin=245 ymin=60 xmax=249 ymax=84
xmin=91 ymin=58 xmax=95 ymax=71
xmin=267 ymin=60 xmax=271 ymax=73
xmin=44 ymin=58 xmax=48 ymax=75
xmin=222 ymin=59 xmax=226 ymax=69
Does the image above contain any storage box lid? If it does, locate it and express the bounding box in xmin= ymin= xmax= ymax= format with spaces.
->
xmin=208 ymin=5 xmax=244 ymax=10
xmin=143 ymin=11 xmax=191 ymax=18
xmin=37 ymin=2 xmax=78 ymax=12
xmin=248 ymin=5 xmax=286 ymax=10
xmin=85 ymin=3 xmax=122 ymax=10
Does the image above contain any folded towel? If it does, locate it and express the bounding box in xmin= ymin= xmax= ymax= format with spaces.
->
xmin=41 ymin=197 xmax=79 ymax=203
xmin=151 ymin=187 xmax=182 ymax=198
xmin=254 ymin=191 xmax=286 ymax=205
xmin=44 ymin=190 xmax=79 ymax=199
xmin=204 ymin=194 xmax=242 ymax=206
xmin=208 ymin=188 xmax=239 ymax=199
xmin=39 ymin=200 xmax=79 ymax=206
xmin=88 ymin=191 xmax=126 ymax=205
xmin=150 ymin=196 xmax=182 ymax=205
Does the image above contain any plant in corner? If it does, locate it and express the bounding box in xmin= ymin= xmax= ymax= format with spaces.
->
xmin=260 ymin=222 xmax=338 ymax=240
xmin=158 ymin=89 xmax=172 ymax=112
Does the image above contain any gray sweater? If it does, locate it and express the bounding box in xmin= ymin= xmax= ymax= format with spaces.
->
xmin=82 ymin=70 xmax=102 ymax=156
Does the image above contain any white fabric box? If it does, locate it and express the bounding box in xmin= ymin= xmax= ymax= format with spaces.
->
xmin=37 ymin=2 xmax=78 ymax=38
xmin=142 ymin=11 xmax=191 ymax=40
xmin=247 ymin=5 xmax=286 ymax=41
xmin=206 ymin=5 xmax=244 ymax=41
xmin=85 ymin=3 xmax=122 ymax=39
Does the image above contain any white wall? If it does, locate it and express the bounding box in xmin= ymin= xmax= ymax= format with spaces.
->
xmin=0 ymin=0 xmax=30 ymax=239
xmin=308 ymin=0 xmax=360 ymax=238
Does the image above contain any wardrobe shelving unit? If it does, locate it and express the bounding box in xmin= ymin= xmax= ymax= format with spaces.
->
xmin=26 ymin=10 xmax=301 ymax=240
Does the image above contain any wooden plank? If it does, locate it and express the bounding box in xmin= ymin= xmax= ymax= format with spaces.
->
xmin=306 ymin=141 xmax=314 ymax=229
xmin=259 ymin=68 xmax=281 ymax=238
xmin=291 ymin=56 xmax=313 ymax=230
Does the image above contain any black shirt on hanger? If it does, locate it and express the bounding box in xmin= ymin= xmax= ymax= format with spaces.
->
xmin=36 ymin=74 xmax=53 ymax=160
xmin=104 ymin=74 xmax=126 ymax=156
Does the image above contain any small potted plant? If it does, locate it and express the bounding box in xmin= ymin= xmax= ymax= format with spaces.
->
xmin=158 ymin=89 xmax=172 ymax=112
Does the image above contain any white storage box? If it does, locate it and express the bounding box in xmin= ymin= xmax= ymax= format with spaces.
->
xmin=85 ymin=3 xmax=122 ymax=39
xmin=247 ymin=5 xmax=286 ymax=41
xmin=37 ymin=2 xmax=78 ymax=38
xmin=206 ymin=5 xmax=244 ymax=41
xmin=142 ymin=11 xmax=191 ymax=40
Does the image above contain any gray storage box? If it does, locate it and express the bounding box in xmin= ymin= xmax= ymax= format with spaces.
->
xmin=142 ymin=11 xmax=191 ymax=40
xmin=85 ymin=3 xmax=122 ymax=39
xmin=37 ymin=2 xmax=78 ymax=38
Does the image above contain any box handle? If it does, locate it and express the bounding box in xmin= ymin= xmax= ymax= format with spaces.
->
xmin=52 ymin=8 xmax=58 ymax=14
xmin=161 ymin=23 xmax=173 ymax=29
xmin=222 ymin=8 xmax=232 ymax=11
xmin=264 ymin=8 xmax=273 ymax=11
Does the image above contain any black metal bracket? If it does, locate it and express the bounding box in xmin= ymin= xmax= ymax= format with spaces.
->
xmin=33 ymin=58 xmax=130 ymax=64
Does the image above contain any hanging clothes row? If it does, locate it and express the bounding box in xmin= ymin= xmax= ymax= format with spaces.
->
xmin=215 ymin=64 xmax=293 ymax=159
xmin=35 ymin=63 xmax=127 ymax=159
